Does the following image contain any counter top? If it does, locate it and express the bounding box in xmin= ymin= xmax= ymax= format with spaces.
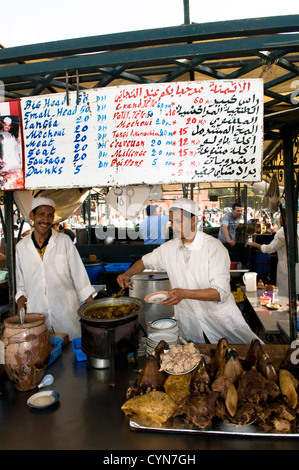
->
xmin=0 ymin=342 xmax=298 ymax=451
xmin=244 ymin=289 xmax=290 ymax=337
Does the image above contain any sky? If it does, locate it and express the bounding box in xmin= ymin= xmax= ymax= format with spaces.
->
xmin=1 ymin=0 xmax=298 ymax=48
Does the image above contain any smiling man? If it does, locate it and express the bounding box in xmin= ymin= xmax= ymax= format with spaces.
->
xmin=15 ymin=197 xmax=95 ymax=340
xmin=117 ymin=198 xmax=261 ymax=344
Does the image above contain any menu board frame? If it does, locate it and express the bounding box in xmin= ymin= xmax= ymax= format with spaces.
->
xmin=19 ymin=79 xmax=264 ymax=189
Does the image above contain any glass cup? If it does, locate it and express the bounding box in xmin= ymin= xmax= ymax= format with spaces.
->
xmin=272 ymin=287 xmax=278 ymax=303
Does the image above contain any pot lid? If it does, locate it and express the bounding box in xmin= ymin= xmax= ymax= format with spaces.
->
xmin=131 ymin=273 xmax=169 ymax=281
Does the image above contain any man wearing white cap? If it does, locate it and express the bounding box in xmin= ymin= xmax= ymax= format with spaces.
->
xmin=15 ymin=197 xmax=96 ymax=340
xmin=117 ymin=197 xmax=261 ymax=344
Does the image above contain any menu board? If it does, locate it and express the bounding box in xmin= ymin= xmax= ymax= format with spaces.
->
xmin=20 ymin=79 xmax=264 ymax=189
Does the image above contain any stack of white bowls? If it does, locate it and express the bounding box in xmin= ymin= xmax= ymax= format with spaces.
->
xmin=146 ymin=318 xmax=179 ymax=355
xmin=147 ymin=318 xmax=179 ymax=336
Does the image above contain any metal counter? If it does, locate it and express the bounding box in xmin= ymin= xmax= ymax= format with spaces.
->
xmin=0 ymin=343 xmax=298 ymax=451
xmin=244 ymin=289 xmax=290 ymax=341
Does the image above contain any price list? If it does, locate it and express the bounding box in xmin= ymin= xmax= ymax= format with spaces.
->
xmin=20 ymin=79 xmax=263 ymax=189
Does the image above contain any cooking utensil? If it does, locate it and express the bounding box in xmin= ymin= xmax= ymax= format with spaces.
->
xmin=19 ymin=307 xmax=25 ymax=324
xmin=37 ymin=374 xmax=54 ymax=389
xmin=129 ymin=272 xmax=174 ymax=329
xmin=112 ymin=288 xmax=125 ymax=298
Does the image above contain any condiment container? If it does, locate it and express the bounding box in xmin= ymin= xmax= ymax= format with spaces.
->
xmin=1 ymin=314 xmax=51 ymax=391
xmin=255 ymin=221 xmax=261 ymax=234
xmin=257 ymin=279 xmax=264 ymax=289
xmin=260 ymin=295 xmax=272 ymax=306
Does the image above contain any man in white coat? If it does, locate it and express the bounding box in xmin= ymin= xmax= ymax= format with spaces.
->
xmin=246 ymin=214 xmax=299 ymax=297
xmin=15 ymin=197 xmax=96 ymax=340
xmin=117 ymin=198 xmax=262 ymax=344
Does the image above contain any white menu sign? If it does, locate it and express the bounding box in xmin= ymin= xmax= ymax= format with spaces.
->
xmin=20 ymin=79 xmax=264 ymax=189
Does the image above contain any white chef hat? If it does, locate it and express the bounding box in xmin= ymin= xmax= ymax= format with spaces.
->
xmin=3 ymin=117 xmax=12 ymax=125
xmin=31 ymin=197 xmax=56 ymax=211
xmin=169 ymin=198 xmax=199 ymax=217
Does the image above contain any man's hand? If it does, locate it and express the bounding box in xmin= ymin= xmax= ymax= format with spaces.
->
xmin=117 ymin=272 xmax=132 ymax=289
xmin=116 ymin=259 xmax=145 ymax=289
xmin=161 ymin=288 xmax=185 ymax=306
xmin=17 ymin=295 xmax=27 ymax=314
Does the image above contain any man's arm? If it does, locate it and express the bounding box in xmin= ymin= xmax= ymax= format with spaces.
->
xmin=221 ymin=224 xmax=235 ymax=247
xmin=117 ymin=259 xmax=145 ymax=288
xmin=161 ymin=287 xmax=220 ymax=306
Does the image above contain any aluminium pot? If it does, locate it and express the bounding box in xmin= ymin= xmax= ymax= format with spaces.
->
xmin=78 ymin=297 xmax=144 ymax=364
xmin=129 ymin=272 xmax=174 ymax=330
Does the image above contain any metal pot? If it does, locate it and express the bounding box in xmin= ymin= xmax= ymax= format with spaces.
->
xmin=78 ymin=297 xmax=144 ymax=380
xmin=129 ymin=272 xmax=174 ymax=330
xmin=78 ymin=296 xmax=144 ymax=326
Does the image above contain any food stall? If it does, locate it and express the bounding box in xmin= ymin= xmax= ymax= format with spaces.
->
xmin=0 ymin=12 xmax=299 ymax=452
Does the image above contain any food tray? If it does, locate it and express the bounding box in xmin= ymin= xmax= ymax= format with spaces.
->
xmin=72 ymin=337 xmax=87 ymax=362
xmin=129 ymin=416 xmax=299 ymax=438
xmin=48 ymin=337 xmax=63 ymax=366
xmin=104 ymin=263 xmax=132 ymax=272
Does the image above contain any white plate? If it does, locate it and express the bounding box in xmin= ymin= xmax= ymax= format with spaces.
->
xmin=27 ymin=390 xmax=60 ymax=409
xmin=151 ymin=318 xmax=177 ymax=329
xmin=147 ymin=332 xmax=178 ymax=344
xmin=144 ymin=291 xmax=169 ymax=303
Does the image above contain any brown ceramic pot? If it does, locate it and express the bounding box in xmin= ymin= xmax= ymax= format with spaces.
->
xmin=2 ymin=313 xmax=51 ymax=391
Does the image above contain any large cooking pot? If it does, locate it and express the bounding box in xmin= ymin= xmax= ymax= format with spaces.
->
xmin=129 ymin=272 xmax=174 ymax=330
xmin=78 ymin=297 xmax=144 ymax=363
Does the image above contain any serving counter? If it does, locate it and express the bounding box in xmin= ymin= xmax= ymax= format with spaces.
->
xmin=243 ymin=289 xmax=292 ymax=342
xmin=0 ymin=342 xmax=298 ymax=451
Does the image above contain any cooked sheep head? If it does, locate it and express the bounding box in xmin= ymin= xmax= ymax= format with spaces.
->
xmin=212 ymin=376 xmax=238 ymax=417
xmin=127 ymin=354 xmax=167 ymax=398
xmin=216 ymin=347 xmax=243 ymax=383
xmin=209 ymin=337 xmax=229 ymax=377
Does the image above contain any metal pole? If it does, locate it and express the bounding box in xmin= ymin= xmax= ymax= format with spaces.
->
xmin=283 ymin=129 xmax=297 ymax=341
xmin=4 ymin=191 xmax=16 ymax=315
xmin=183 ymin=0 xmax=190 ymax=24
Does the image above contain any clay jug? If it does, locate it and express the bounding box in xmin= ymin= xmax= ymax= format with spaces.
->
xmin=2 ymin=313 xmax=51 ymax=391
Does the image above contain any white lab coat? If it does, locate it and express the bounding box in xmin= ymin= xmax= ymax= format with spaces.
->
xmin=15 ymin=229 xmax=96 ymax=340
xmin=261 ymin=227 xmax=299 ymax=296
xmin=142 ymin=231 xmax=261 ymax=344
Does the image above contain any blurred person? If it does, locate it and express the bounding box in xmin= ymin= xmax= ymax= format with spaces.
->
xmin=139 ymin=204 xmax=169 ymax=245
xmin=218 ymin=202 xmax=243 ymax=247
xmin=245 ymin=214 xmax=299 ymax=296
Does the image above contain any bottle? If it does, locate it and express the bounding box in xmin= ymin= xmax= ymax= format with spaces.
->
xmin=266 ymin=222 xmax=272 ymax=234
xmin=257 ymin=279 xmax=264 ymax=289
xmin=255 ymin=221 xmax=261 ymax=234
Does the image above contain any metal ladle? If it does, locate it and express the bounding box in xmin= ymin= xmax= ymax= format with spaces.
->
xmin=19 ymin=307 xmax=25 ymax=324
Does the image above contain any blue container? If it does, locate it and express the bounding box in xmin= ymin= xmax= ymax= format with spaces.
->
xmin=83 ymin=260 xmax=104 ymax=283
xmin=48 ymin=337 xmax=63 ymax=366
xmin=252 ymin=251 xmax=271 ymax=279
xmin=72 ymin=337 xmax=87 ymax=362
xmin=104 ymin=263 xmax=132 ymax=272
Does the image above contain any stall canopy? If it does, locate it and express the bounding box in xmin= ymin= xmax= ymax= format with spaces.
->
xmin=0 ymin=14 xmax=298 ymax=185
